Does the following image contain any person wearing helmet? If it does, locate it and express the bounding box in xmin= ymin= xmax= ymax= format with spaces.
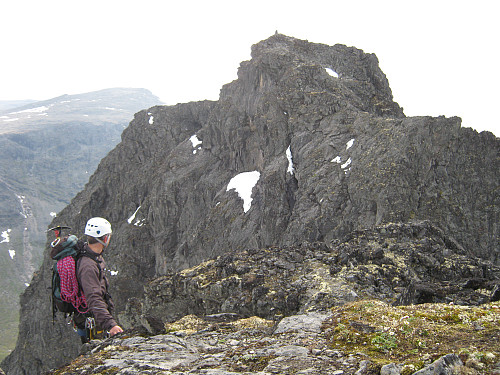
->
xmin=74 ymin=217 xmax=123 ymax=342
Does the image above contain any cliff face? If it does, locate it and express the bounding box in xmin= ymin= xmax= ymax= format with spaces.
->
xmin=2 ymin=35 xmax=498 ymax=375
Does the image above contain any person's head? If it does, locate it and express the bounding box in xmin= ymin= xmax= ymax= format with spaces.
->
xmin=85 ymin=217 xmax=112 ymax=248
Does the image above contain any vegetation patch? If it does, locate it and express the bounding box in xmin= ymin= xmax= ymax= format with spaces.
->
xmin=324 ymin=299 xmax=499 ymax=373
xmin=164 ymin=314 xmax=209 ymax=334
xmin=51 ymin=354 xmax=107 ymax=375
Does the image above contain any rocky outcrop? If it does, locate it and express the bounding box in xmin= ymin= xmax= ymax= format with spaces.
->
xmin=83 ymin=219 xmax=498 ymax=371
xmin=2 ymin=35 xmax=498 ymax=374
xmin=47 ymin=299 xmax=500 ymax=374
xmin=119 ymin=221 xmax=499 ymax=335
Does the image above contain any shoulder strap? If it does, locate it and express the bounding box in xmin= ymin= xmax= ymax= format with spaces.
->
xmin=77 ymin=245 xmax=103 ymax=282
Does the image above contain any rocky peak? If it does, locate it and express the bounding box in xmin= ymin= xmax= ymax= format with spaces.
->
xmin=220 ymin=34 xmax=403 ymax=123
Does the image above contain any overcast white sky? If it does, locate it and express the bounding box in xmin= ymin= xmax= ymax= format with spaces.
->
xmin=0 ymin=0 xmax=498 ymax=135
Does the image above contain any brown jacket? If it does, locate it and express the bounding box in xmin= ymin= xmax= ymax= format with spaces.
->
xmin=76 ymin=245 xmax=117 ymax=331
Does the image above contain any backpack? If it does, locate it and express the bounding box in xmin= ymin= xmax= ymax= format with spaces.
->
xmin=50 ymin=234 xmax=100 ymax=319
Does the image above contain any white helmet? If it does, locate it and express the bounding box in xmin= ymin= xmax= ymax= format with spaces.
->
xmin=85 ymin=217 xmax=112 ymax=238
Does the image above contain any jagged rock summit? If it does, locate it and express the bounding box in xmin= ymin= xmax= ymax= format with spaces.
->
xmin=2 ymin=34 xmax=498 ymax=375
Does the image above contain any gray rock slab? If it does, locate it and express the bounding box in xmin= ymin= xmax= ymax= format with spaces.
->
xmin=413 ymin=354 xmax=463 ymax=375
xmin=274 ymin=311 xmax=332 ymax=334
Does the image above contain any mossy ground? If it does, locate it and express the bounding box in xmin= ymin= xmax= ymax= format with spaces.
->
xmin=323 ymin=299 xmax=499 ymax=373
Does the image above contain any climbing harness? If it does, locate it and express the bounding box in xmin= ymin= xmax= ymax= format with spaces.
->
xmin=85 ymin=316 xmax=105 ymax=340
xmin=86 ymin=316 xmax=96 ymax=340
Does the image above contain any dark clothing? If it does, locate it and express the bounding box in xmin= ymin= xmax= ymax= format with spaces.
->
xmin=75 ymin=245 xmax=117 ymax=331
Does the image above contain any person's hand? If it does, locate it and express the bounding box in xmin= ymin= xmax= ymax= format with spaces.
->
xmin=109 ymin=325 xmax=124 ymax=336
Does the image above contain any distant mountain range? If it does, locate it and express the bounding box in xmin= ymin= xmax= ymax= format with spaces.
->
xmin=0 ymin=88 xmax=163 ymax=360
xmin=0 ymin=88 xmax=162 ymax=134
xmin=0 ymin=100 xmax=37 ymax=113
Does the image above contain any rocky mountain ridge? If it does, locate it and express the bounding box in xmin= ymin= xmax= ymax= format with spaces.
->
xmin=1 ymin=34 xmax=498 ymax=374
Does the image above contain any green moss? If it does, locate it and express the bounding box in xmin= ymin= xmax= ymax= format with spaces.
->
xmin=97 ymin=368 xmax=120 ymax=375
xmin=324 ymin=300 xmax=500 ymax=372
xmin=371 ymin=332 xmax=397 ymax=352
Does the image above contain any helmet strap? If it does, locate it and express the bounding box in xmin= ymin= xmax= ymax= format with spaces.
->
xmin=96 ymin=234 xmax=111 ymax=248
